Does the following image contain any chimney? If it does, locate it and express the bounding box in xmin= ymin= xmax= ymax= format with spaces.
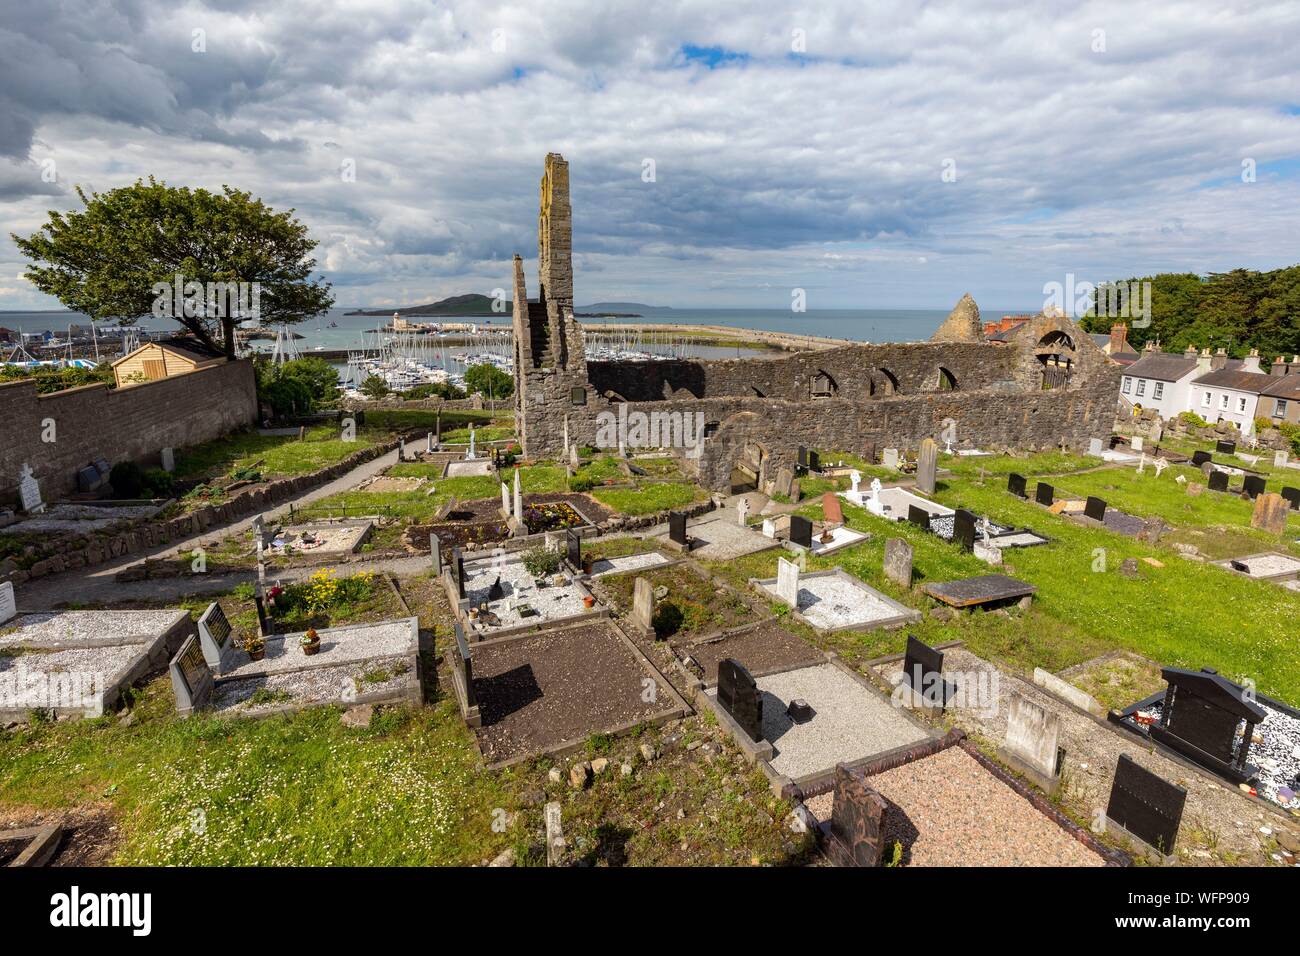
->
xmin=1242 ymin=348 xmax=1261 ymax=374
xmin=1183 ymin=344 xmax=1197 ymax=358
xmin=1273 ymin=355 xmax=1290 ymax=376
xmin=1212 ymin=347 xmax=1228 ymax=370
xmin=1109 ymin=323 xmax=1129 ymax=355
xmin=1197 ymin=347 xmax=1212 ymax=375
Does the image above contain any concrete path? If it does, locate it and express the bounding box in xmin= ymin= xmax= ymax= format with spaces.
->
xmin=16 ymin=447 xmax=404 ymax=610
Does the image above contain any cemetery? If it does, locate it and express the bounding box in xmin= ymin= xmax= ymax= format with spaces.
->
xmin=674 ymin=619 xmax=825 ymax=685
xmin=453 ymin=618 xmax=688 ymax=766
xmin=594 ymin=560 xmax=758 ymax=642
xmin=1211 ymin=551 xmax=1300 ymax=584
xmin=750 ymin=559 xmax=919 ymax=635
xmin=265 ymin=518 xmax=375 ymax=556
xmin=453 ymin=548 xmax=608 ymax=638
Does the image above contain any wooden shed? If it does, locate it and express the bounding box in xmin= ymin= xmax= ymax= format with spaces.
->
xmin=111 ymin=338 xmax=227 ymax=387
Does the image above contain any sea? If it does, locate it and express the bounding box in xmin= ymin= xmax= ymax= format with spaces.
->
xmin=0 ymin=305 xmax=1041 ymax=360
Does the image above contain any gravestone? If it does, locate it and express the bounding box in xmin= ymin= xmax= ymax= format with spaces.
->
xmin=513 ymin=468 xmax=523 ymax=521
xmin=717 ymin=659 xmax=763 ymax=742
xmin=398 ymin=436 xmax=406 ymax=461
xmin=775 ymin=556 xmax=800 ymax=606
xmin=1207 ymin=470 xmax=1229 ymax=492
xmin=254 ymin=593 xmax=273 ymax=636
xmin=430 ymin=533 xmax=442 ymax=576
xmin=1131 ymin=435 xmax=1144 ymax=452
xmin=901 ymin=635 xmax=951 ymax=708
xmin=1084 ymin=496 xmax=1107 ymax=522
xmin=1251 ymin=492 xmax=1289 ymax=534
xmin=632 ymin=577 xmax=655 ymax=633
xmin=565 ymin=529 xmax=582 ymax=569
xmin=1105 ymin=754 xmax=1187 ymax=859
xmin=774 ymin=467 xmax=794 ymax=498
xmin=952 ymin=509 xmax=977 ymax=551
xmin=1216 ymin=439 xmax=1236 ymax=455
xmin=452 ymin=621 xmax=477 ymax=715
xmin=906 ymin=504 xmax=931 ymax=531
xmin=1007 ymin=473 xmax=1027 ymax=498
xmin=197 ymin=602 xmax=237 ymax=674
xmin=761 ymin=517 xmax=776 ymax=538
xmin=169 ymin=636 xmax=213 ymax=717
xmin=1000 ymin=693 xmax=1064 ymax=792
xmin=93 ymin=458 xmax=110 ymax=480
xmin=883 ymin=538 xmax=913 ymax=588
xmin=668 ymin=511 xmax=688 ymax=547
xmin=1035 ymin=482 xmax=1054 ymax=506
xmin=1087 ymin=437 xmax=1104 ymax=457
xmin=882 ymin=448 xmax=899 ymax=471
xmin=826 ymin=764 xmax=888 ymax=867
xmin=1151 ymin=667 xmax=1265 ymax=782
xmin=821 ymin=492 xmax=843 ymax=526
xmin=76 ymin=466 xmax=102 ymax=493
xmin=1242 ymin=474 xmax=1266 ymax=499
xmin=545 ymin=802 xmax=566 ymax=866
xmin=916 ymin=438 xmax=938 ymax=495
xmin=427 ymin=432 xmax=434 ymax=454
xmin=797 ymin=446 xmax=808 ymax=469
xmin=454 ymin=549 xmax=466 ymax=599
xmin=18 ymin=463 xmax=44 ymax=514
xmin=1191 ymin=450 xmax=1211 ymax=467
xmin=0 ymin=581 xmax=15 ymax=625
xmin=807 ymin=450 xmax=821 ymax=473
xmin=1275 ymin=451 xmax=1289 ymax=468
xmin=789 ymin=514 xmax=812 ymax=548
xmin=1281 ymin=486 xmax=1300 ymax=510
xmin=500 ymin=482 xmax=510 ymax=516
xmin=737 ymin=496 xmax=750 ymax=526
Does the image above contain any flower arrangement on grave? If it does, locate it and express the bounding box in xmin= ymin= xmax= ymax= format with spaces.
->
xmin=244 ymin=632 xmax=266 ymax=661
xmin=521 ymin=545 xmax=562 ymax=580
xmin=300 ymin=627 xmax=321 ymax=656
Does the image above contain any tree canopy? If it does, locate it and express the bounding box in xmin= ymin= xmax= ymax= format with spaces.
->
xmin=1081 ymin=266 xmax=1300 ymax=359
xmin=464 ymin=362 xmax=514 ymax=399
xmin=12 ymin=178 xmax=334 ymax=355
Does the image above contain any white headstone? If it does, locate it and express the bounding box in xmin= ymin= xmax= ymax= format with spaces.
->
xmin=866 ymin=477 xmax=885 ymax=516
xmin=1136 ymin=453 xmax=1146 ymax=475
xmin=467 ymin=426 xmax=476 ymax=460
xmin=1152 ymin=458 xmax=1168 ymax=478
xmin=501 ymin=482 xmax=510 ymax=514
xmin=513 ymin=468 xmax=523 ymax=521
xmin=1004 ymin=693 xmax=1062 ymax=781
xmin=427 ymin=432 xmax=434 ymax=454
xmin=562 ymin=416 xmax=569 ymax=458
xmin=1131 ymin=435 xmax=1144 ymax=452
xmin=761 ymin=518 xmax=776 ymax=538
xmin=882 ymin=448 xmax=899 ymax=470
xmin=1276 ymin=450 xmax=1289 ymax=468
xmin=1087 ymin=438 xmax=1103 ymax=457
xmin=160 ymin=447 xmax=175 ymax=472
xmin=737 ymin=497 xmax=750 ymax=526
xmin=0 ymin=581 xmax=15 ymax=625
xmin=775 ymin=556 xmax=800 ymax=607
xmin=18 ymin=463 xmax=44 ymax=514
xmin=849 ymin=470 xmax=862 ymax=495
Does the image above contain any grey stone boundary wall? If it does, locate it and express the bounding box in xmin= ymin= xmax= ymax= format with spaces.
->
xmin=341 ymin=396 xmax=512 ymax=412
xmin=1 ymin=436 xmax=405 ymax=589
xmin=0 ymin=359 xmax=259 ymax=505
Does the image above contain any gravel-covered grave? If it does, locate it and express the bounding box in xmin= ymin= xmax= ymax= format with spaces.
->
xmin=753 ymin=569 xmax=918 ymax=634
xmin=804 ymin=744 xmax=1108 ymax=866
xmin=588 ymin=551 xmax=671 ymax=578
xmin=462 ymin=555 xmax=601 ymax=634
xmin=212 ymin=657 xmax=415 ymax=716
xmin=709 ymin=662 xmax=931 ymax=782
xmin=1211 ymin=552 xmax=1300 ymax=581
xmin=469 ymin=620 xmax=685 ymax=765
xmin=656 ymin=514 xmax=776 ymax=560
xmin=269 ymin=521 xmax=373 ymax=555
xmin=805 ymin=526 xmax=869 ymax=556
xmin=219 ymin=619 xmax=419 ymax=680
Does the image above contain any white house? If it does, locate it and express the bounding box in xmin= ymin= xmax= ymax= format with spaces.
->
xmin=1117 ymin=345 xmax=1281 ymax=437
xmin=1190 ymin=352 xmax=1273 ymax=436
xmin=1119 ymin=346 xmax=1201 ymax=419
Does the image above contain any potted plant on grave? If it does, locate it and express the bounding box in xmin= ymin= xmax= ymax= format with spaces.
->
xmin=521 ymin=545 xmax=562 ymax=585
xmin=244 ymin=632 xmax=266 ymax=662
xmin=300 ymin=627 xmax=321 ymax=656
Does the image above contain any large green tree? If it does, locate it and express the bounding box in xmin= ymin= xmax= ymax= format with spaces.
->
xmin=464 ymin=362 xmax=514 ymax=400
xmin=12 ymin=178 xmax=334 ymax=356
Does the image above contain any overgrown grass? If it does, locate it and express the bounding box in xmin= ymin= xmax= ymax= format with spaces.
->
xmin=591 ymin=482 xmax=709 ymax=515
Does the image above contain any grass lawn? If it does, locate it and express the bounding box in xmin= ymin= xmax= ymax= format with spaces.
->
xmin=599 ymin=563 xmax=754 ymax=640
xmin=591 ymin=482 xmax=709 ymax=515
xmin=439 ymin=425 xmax=516 ymax=444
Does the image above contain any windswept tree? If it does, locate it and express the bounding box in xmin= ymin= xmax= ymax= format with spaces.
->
xmin=12 ymin=178 xmax=334 ymax=356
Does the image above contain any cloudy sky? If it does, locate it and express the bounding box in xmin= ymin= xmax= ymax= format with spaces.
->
xmin=2 ymin=0 xmax=1299 ymax=312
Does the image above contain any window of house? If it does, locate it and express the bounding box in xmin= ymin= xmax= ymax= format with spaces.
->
xmin=1122 ymin=377 xmax=1132 ymax=394
xmin=1153 ymin=382 xmax=1164 ymax=400
xmin=1221 ymin=393 xmax=1230 ymax=410
xmin=1276 ymin=399 xmax=1289 ymax=418
xmin=1239 ymin=397 xmax=1247 ymax=412
xmin=1135 ymin=379 xmax=1146 ymax=397
xmin=1202 ymin=391 xmax=1211 ymax=407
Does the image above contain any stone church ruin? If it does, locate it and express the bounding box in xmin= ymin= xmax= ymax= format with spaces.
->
xmin=512 ymin=153 xmax=1119 ymax=492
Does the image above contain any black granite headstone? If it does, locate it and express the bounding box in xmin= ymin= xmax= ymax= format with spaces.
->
xmin=1149 ymin=667 xmax=1265 ymax=782
xmin=717 ymin=658 xmax=763 ymax=742
xmin=1191 ymin=450 xmax=1211 ymax=467
xmin=1282 ymin=486 xmax=1300 ymax=510
xmin=254 ymin=593 xmax=273 ymax=636
xmin=566 ymin=529 xmax=582 ymax=568
xmin=807 ymin=450 xmax=821 ymax=472
xmin=901 ymin=634 xmax=951 ymax=707
xmin=1084 ymin=496 xmax=1107 ymax=522
xmin=1242 ymin=475 xmax=1266 ymax=499
xmin=906 ymin=505 xmax=931 ymax=531
xmin=668 ymin=510 xmax=688 ymax=546
xmin=1207 ymin=470 xmax=1229 ymax=492
xmin=1007 ymin=473 xmax=1027 ymax=498
xmin=487 ymin=575 xmax=504 ymax=602
xmin=796 ymin=446 xmax=808 ymax=469
xmin=789 ymin=514 xmax=813 ymax=548
xmin=827 ymin=764 xmax=888 ymax=867
xmin=1216 ymin=439 xmax=1236 ymax=455
xmin=1105 ymin=754 xmax=1187 ymax=856
xmin=952 ymin=509 xmax=977 ymax=552
xmin=452 ymin=547 xmax=466 ymax=599
xmin=1035 ymin=482 xmax=1054 ymax=506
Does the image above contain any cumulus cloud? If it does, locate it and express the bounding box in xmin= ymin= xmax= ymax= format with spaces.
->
xmin=1 ymin=0 xmax=1299 ymax=310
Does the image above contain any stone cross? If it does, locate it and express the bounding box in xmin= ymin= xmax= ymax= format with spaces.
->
xmin=513 ymin=468 xmax=523 ymax=521
xmin=775 ymin=556 xmax=800 ymax=607
xmin=869 ymin=477 xmax=882 ymax=505
xmin=18 ymin=463 xmax=44 ymax=514
xmin=849 ymin=470 xmax=862 ymax=496
xmin=737 ymin=496 xmax=750 ymax=526
xmin=1137 ymin=453 xmax=1146 ymax=475
xmin=916 ymin=439 xmax=938 ymax=495
xmin=1153 ymin=457 xmax=1167 ymax=478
